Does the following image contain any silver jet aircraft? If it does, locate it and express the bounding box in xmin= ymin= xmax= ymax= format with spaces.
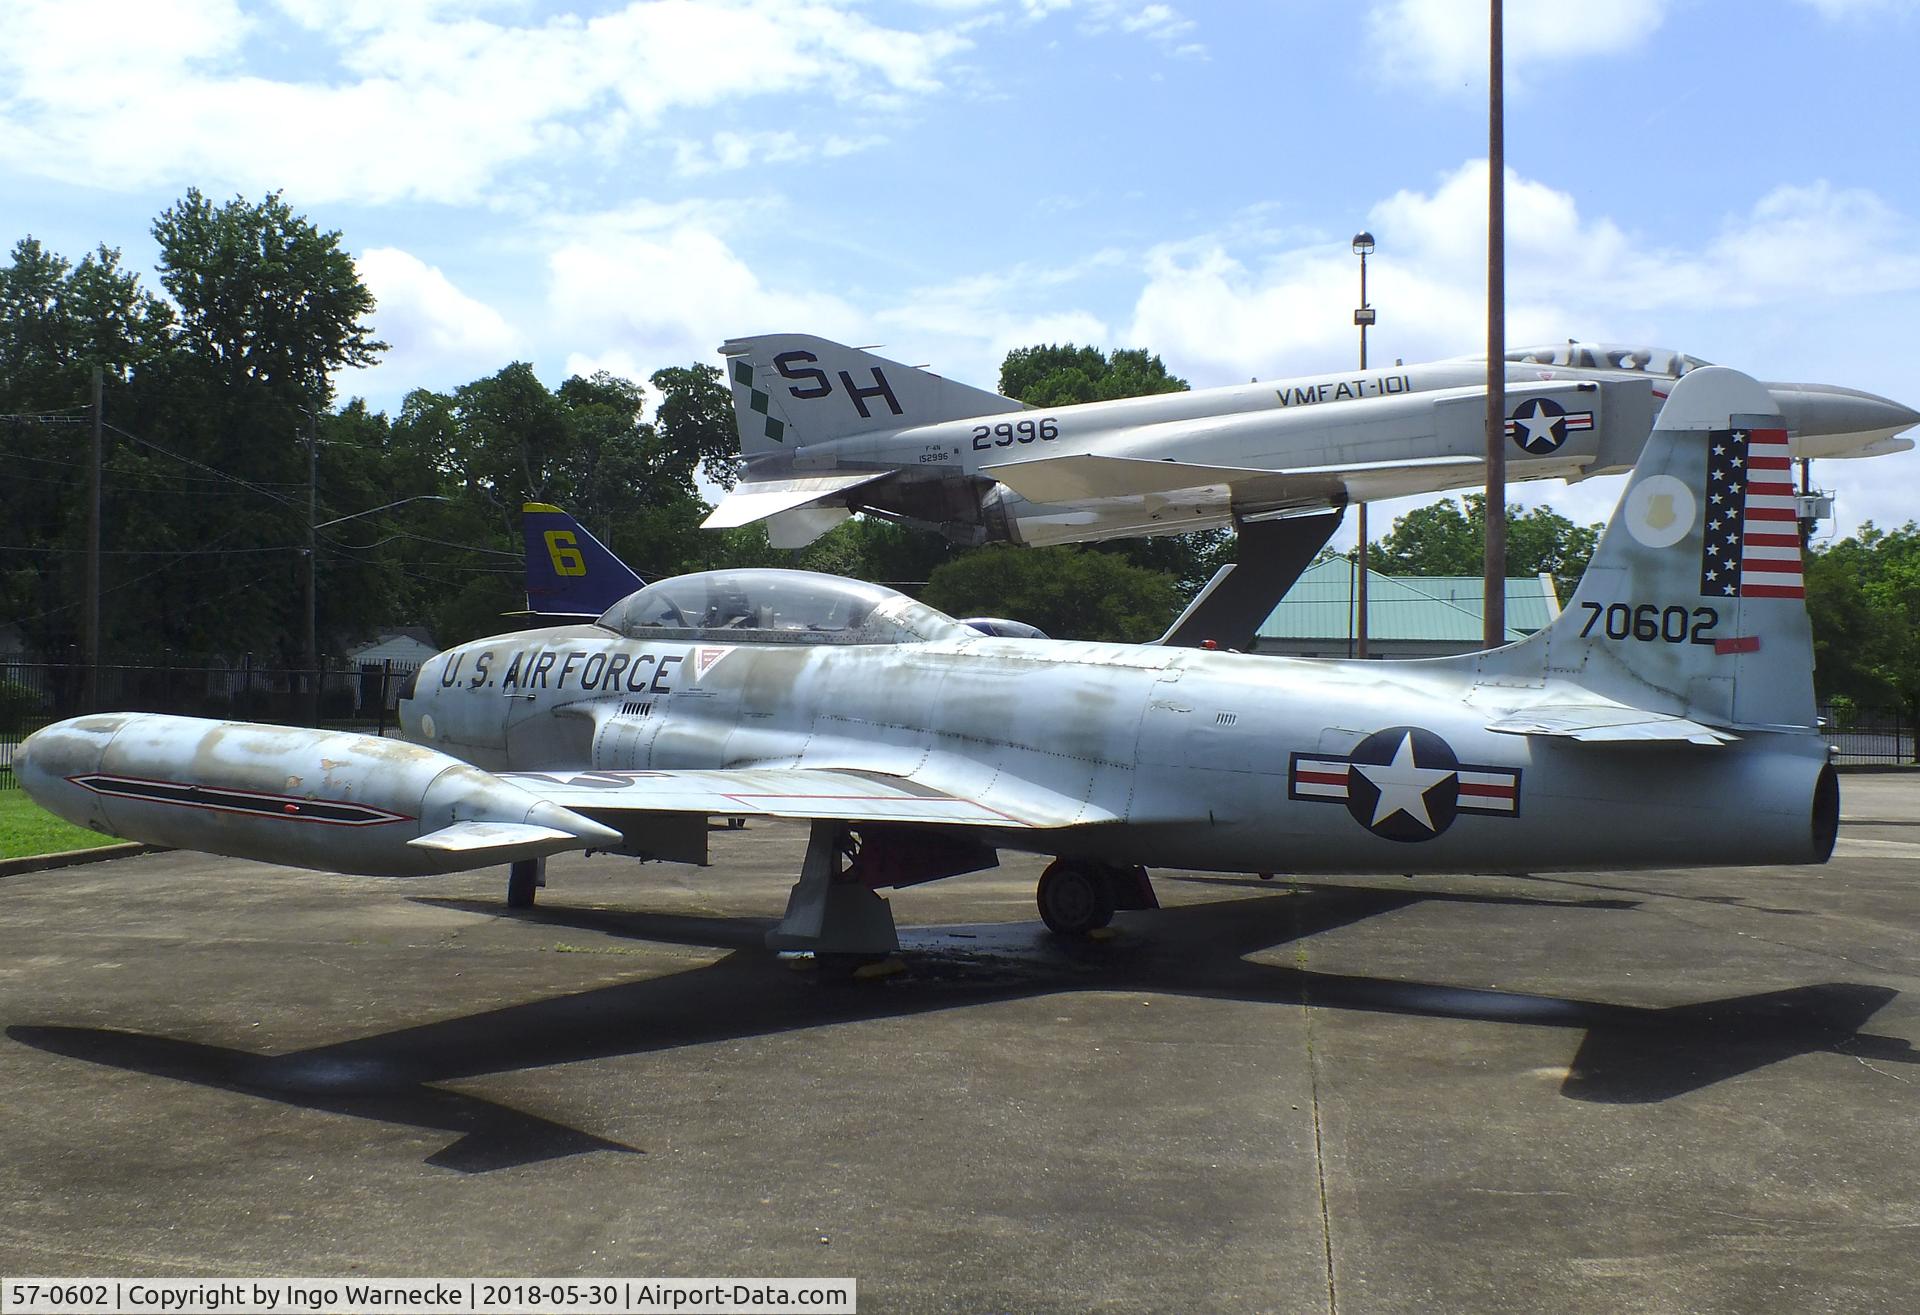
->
xmin=703 ymin=334 xmax=1916 ymax=549
xmin=18 ymin=366 xmax=1837 ymax=959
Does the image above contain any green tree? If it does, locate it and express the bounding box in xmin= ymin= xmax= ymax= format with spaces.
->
xmin=996 ymin=340 xmax=1226 ymax=595
xmin=0 ymin=238 xmax=175 ymax=408
xmin=1805 ymin=521 xmax=1920 ymax=718
xmin=1374 ymin=495 xmax=1602 ymax=602
xmin=152 ymin=190 xmax=385 ymax=405
xmin=0 ymin=238 xmax=179 ymax=657
xmin=651 ymin=362 xmax=741 ymax=490
xmin=922 ymin=545 xmax=1181 ymax=642
xmin=1000 ymin=344 xmax=1188 ymax=405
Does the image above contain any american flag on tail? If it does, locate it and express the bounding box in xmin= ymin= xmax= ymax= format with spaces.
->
xmin=1699 ymin=428 xmax=1803 ymax=600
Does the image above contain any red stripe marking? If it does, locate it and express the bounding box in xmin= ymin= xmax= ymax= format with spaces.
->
xmin=1715 ymin=635 xmax=1761 ymax=654
xmin=1749 ymin=455 xmax=1793 ymax=470
xmin=1742 ymin=584 xmax=1806 ymax=598
xmin=1744 ymin=531 xmax=1801 ymax=547
xmin=1295 ymin=770 xmax=1349 ymax=786
xmin=66 ymin=774 xmax=412 ymax=827
xmin=1747 ymin=507 xmax=1799 ymax=522
xmin=1457 ymin=781 xmax=1515 ymax=798
xmin=1744 ymin=557 xmax=1804 ymax=574
xmin=1747 ymin=482 xmax=1796 ymax=497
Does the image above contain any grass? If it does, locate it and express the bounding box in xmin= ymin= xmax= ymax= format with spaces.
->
xmin=0 ymin=790 xmax=125 ymax=859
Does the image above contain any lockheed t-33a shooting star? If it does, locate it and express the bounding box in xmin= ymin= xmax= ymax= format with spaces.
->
xmin=19 ymin=367 xmax=1838 ymax=960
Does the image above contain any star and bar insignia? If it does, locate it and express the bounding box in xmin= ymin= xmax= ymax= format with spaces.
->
xmin=1288 ymin=726 xmax=1521 ymax=843
xmin=1506 ymin=396 xmax=1594 ymax=456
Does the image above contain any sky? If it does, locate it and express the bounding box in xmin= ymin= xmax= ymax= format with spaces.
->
xmin=5 ymin=0 xmax=1920 ymax=549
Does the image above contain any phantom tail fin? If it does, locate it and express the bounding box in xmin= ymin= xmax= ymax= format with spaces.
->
xmin=1478 ymin=366 xmax=1815 ymax=731
xmin=521 ymin=504 xmax=644 ymax=620
xmin=718 ymin=334 xmax=1022 ymax=459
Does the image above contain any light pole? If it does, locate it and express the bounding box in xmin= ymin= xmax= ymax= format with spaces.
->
xmin=1352 ymin=231 xmax=1376 ymax=659
xmin=1483 ymin=0 xmax=1507 ymax=650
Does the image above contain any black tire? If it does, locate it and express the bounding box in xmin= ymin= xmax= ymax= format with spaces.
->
xmin=1037 ymin=860 xmax=1116 ymax=936
xmin=506 ymin=860 xmax=538 ymax=909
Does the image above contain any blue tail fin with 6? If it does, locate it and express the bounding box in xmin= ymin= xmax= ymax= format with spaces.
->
xmin=521 ymin=504 xmax=644 ymax=620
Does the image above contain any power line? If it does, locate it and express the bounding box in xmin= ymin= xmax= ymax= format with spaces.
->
xmin=103 ymin=420 xmax=308 ymax=511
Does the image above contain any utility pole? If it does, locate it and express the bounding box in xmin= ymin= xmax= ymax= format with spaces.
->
xmin=1482 ymin=0 xmax=1507 ymax=650
xmin=303 ymin=407 xmax=318 ymax=728
xmin=1352 ymin=232 xmax=1375 ymax=659
xmin=85 ymin=364 xmax=102 ymax=711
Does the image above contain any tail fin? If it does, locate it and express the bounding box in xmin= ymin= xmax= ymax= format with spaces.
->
xmin=521 ymin=504 xmax=644 ymax=620
xmin=1478 ymin=366 xmax=1815 ymax=731
xmin=718 ymin=334 xmax=1023 ymax=460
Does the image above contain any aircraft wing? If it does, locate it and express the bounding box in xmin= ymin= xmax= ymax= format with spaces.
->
xmin=497 ymin=766 xmax=1108 ymax=829
xmin=701 ymin=472 xmax=895 ymax=530
xmin=981 ymin=452 xmax=1479 ymax=505
xmin=1484 ymin=704 xmax=1738 ymax=746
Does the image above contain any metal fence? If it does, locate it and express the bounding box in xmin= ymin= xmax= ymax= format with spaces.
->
xmin=0 ymin=658 xmax=421 ymax=788
xmin=1820 ymin=702 xmax=1916 ymax=766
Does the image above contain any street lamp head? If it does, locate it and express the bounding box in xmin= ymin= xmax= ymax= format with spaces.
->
xmin=1352 ymin=232 xmax=1375 ymax=257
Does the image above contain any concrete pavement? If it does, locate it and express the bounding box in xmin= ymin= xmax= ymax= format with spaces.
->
xmin=1 ymin=777 xmax=1916 ymax=1313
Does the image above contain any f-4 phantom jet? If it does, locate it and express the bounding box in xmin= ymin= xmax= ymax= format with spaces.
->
xmin=19 ymin=367 xmax=1837 ymax=959
xmin=703 ymin=334 xmax=1916 ymax=550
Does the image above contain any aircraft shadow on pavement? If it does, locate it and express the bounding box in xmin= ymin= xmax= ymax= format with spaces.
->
xmin=8 ymin=882 xmax=1913 ymax=1172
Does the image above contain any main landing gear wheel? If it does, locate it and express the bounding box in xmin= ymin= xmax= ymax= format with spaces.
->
xmin=1037 ymin=859 xmax=1117 ymax=937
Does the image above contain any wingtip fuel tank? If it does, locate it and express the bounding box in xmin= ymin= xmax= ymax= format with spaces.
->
xmin=17 ymin=713 xmax=622 ymax=876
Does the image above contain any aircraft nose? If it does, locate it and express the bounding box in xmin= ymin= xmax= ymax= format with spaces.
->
xmin=13 ymin=715 xmax=124 ymax=824
xmin=15 ymin=725 xmax=42 ymax=791
xmin=1766 ymin=381 xmax=1920 ymax=457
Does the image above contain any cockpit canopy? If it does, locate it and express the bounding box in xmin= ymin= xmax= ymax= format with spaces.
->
xmin=1506 ymin=342 xmax=1712 ymax=380
xmin=596 ymin=568 xmax=969 ymax=646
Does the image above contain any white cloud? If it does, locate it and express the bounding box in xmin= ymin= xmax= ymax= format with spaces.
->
xmin=1120 ymin=158 xmax=1920 ymax=540
xmin=1128 ymin=160 xmax=1920 ymax=389
xmin=545 ymin=219 xmax=863 ymax=372
xmin=1367 ymin=0 xmax=1669 ymax=91
xmin=338 ymin=247 xmax=518 ymax=403
xmin=357 ymin=247 xmax=517 ymax=360
xmin=1076 ymin=1 xmax=1205 ymax=55
xmin=670 ymin=129 xmax=887 ymax=178
xmin=0 ymin=0 xmax=973 ymax=204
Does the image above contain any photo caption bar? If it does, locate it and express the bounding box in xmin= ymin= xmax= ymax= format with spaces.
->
xmin=0 ymin=1278 xmax=855 ymax=1315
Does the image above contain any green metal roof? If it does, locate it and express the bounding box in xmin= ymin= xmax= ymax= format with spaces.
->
xmin=1255 ymin=559 xmax=1560 ymax=644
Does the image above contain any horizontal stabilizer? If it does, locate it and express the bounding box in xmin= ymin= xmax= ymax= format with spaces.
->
xmin=1485 ymin=704 xmax=1738 ymax=746
xmin=701 ymin=472 xmax=894 ymax=530
xmin=983 ymin=452 xmax=1478 ymax=505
